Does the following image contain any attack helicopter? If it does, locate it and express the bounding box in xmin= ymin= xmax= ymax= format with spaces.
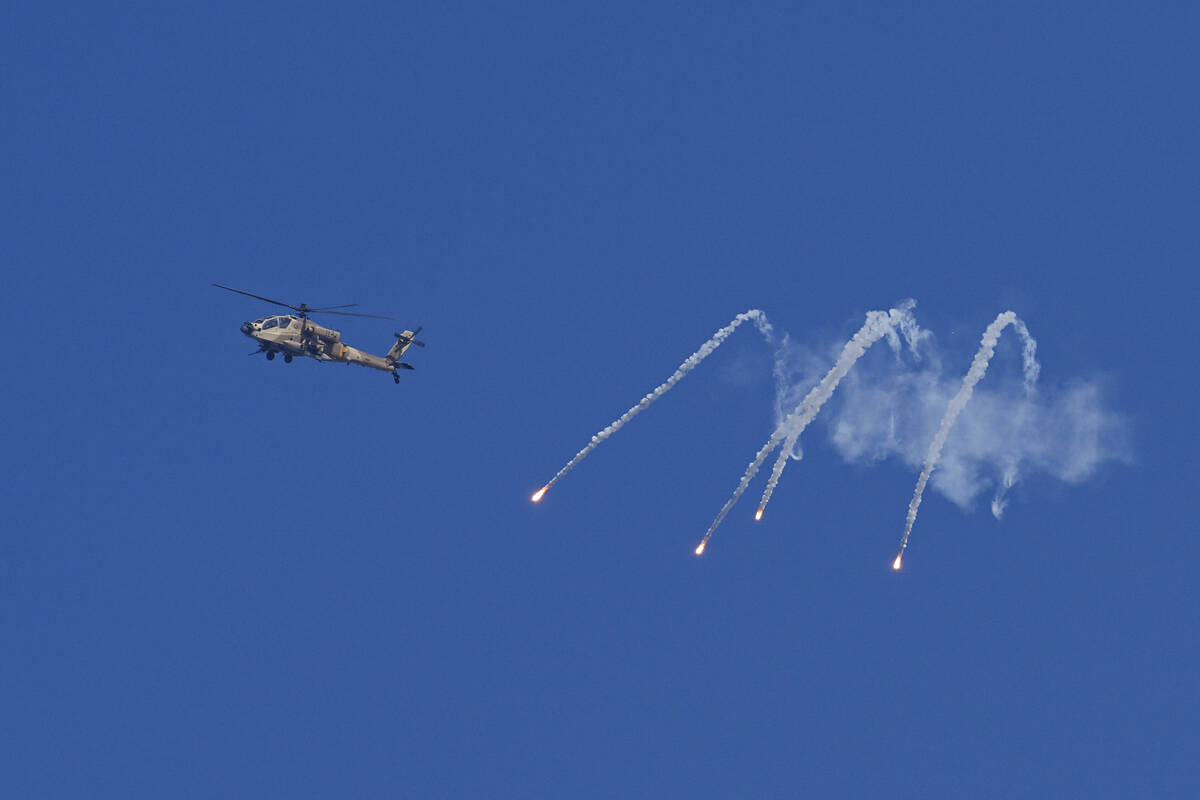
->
xmin=213 ymin=283 xmax=425 ymax=384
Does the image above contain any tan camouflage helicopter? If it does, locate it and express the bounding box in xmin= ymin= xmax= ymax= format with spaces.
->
xmin=213 ymin=283 xmax=424 ymax=384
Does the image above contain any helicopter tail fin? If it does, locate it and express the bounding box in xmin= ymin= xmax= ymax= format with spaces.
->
xmin=386 ymin=327 xmax=425 ymax=364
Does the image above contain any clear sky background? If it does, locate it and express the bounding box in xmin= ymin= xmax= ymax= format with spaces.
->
xmin=4 ymin=2 xmax=1197 ymax=797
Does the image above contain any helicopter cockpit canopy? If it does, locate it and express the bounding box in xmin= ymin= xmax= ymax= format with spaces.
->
xmin=256 ymin=316 xmax=294 ymax=330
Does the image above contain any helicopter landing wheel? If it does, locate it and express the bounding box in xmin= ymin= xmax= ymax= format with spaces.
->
xmin=284 ymin=354 xmax=293 ymax=363
xmin=393 ymin=374 xmax=400 ymax=384
xmin=265 ymin=350 xmax=275 ymax=361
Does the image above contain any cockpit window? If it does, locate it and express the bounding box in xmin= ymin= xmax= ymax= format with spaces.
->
xmin=263 ymin=318 xmax=277 ymax=329
xmin=277 ymin=317 xmax=291 ymax=329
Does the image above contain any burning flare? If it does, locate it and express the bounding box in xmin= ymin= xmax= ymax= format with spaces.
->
xmin=754 ymin=509 xmax=764 ymax=521
xmin=531 ymin=486 xmax=548 ymax=503
xmin=694 ymin=542 xmax=706 ymax=556
xmin=892 ymin=552 xmax=903 ymax=571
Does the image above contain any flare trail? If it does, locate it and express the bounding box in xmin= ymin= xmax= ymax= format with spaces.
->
xmin=755 ymin=304 xmax=922 ymax=519
xmin=895 ymin=311 xmax=1035 ymax=562
xmin=531 ymin=310 xmax=773 ymax=502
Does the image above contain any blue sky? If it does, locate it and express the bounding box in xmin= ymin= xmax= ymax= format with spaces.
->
xmin=4 ymin=2 xmax=1197 ymax=797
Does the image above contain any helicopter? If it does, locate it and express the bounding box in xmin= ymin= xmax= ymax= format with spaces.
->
xmin=213 ymin=283 xmax=425 ymax=384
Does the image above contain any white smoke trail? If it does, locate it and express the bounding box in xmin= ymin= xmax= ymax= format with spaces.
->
xmin=694 ymin=302 xmax=918 ymax=554
xmin=532 ymin=310 xmax=774 ymax=502
xmin=895 ymin=311 xmax=1034 ymax=565
xmin=755 ymin=304 xmax=923 ymax=517
xmin=1012 ymin=318 xmax=1040 ymax=394
xmin=990 ymin=319 xmax=1040 ymax=516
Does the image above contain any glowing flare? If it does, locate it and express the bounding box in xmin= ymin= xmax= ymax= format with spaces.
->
xmin=892 ymin=553 xmax=903 ymax=571
xmin=531 ymin=487 xmax=548 ymax=503
xmin=694 ymin=542 xmax=706 ymax=556
xmin=754 ymin=509 xmax=763 ymax=521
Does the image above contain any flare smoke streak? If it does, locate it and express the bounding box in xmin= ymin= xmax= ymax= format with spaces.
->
xmin=755 ymin=304 xmax=921 ymax=517
xmin=696 ymin=304 xmax=917 ymax=553
xmin=534 ymin=310 xmax=773 ymax=498
xmin=896 ymin=311 xmax=1035 ymax=558
xmin=989 ymin=318 xmax=1040 ymax=516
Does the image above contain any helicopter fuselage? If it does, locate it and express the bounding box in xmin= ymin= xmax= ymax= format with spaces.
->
xmin=241 ymin=314 xmax=413 ymax=375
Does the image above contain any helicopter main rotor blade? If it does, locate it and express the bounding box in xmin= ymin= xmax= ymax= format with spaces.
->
xmin=212 ymin=283 xmax=301 ymax=312
xmin=316 ymin=309 xmax=394 ymax=320
xmin=214 ymin=283 xmax=392 ymax=319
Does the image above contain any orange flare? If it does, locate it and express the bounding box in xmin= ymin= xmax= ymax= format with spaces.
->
xmin=694 ymin=542 xmax=706 ymax=556
xmin=531 ymin=486 xmax=547 ymax=503
xmin=892 ymin=553 xmax=903 ymax=571
xmin=754 ymin=508 xmax=763 ymax=521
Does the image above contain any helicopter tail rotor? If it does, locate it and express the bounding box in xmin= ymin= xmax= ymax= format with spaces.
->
xmin=393 ymin=326 xmax=426 ymax=348
xmin=386 ymin=327 xmax=425 ymax=370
